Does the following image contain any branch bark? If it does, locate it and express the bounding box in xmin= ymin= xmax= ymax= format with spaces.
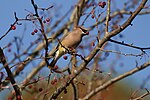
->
xmin=80 ymin=61 xmax=150 ymax=99
xmin=0 ymin=48 xmax=22 ymax=100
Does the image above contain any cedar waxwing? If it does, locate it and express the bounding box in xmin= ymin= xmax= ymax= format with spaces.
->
xmin=48 ymin=26 xmax=89 ymax=69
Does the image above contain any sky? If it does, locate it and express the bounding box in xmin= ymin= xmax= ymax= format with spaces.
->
xmin=0 ymin=0 xmax=150 ymax=99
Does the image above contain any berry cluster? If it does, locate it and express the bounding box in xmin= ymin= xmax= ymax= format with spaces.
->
xmin=51 ymin=77 xmax=58 ymax=85
xmin=31 ymin=29 xmax=38 ymax=35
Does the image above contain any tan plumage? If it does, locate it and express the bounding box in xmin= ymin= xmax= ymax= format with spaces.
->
xmin=48 ymin=26 xmax=89 ymax=68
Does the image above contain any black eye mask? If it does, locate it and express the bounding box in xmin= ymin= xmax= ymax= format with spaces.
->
xmin=79 ymin=27 xmax=88 ymax=34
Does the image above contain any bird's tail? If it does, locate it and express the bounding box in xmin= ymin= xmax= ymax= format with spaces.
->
xmin=48 ymin=58 xmax=57 ymax=69
xmin=48 ymin=46 xmax=66 ymax=69
xmin=48 ymin=50 xmax=60 ymax=69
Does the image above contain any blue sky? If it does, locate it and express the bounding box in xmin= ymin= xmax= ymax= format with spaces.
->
xmin=0 ymin=0 xmax=150 ymax=99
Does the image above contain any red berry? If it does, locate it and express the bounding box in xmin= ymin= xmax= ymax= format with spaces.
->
xmin=91 ymin=42 xmax=95 ymax=46
xmin=34 ymin=29 xmax=38 ymax=33
xmin=51 ymin=80 xmax=55 ymax=85
xmin=39 ymin=88 xmax=43 ymax=92
xmin=11 ymin=25 xmax=16 ymax=30
xmin=91 ymin=15 xmax=95 ymax=19
xmin=28 ymin=85 xmax=32 ymax=89
xmin=17 ymin=95 xmax=21 ymax=100
xmin=98 ymin=2 xmax=106 ymax=8
xmin=46 ymin=18 xmax=50 ymax=22
xmin=54 ymin=77 xmax=57 ymax=83
xmin=8 ymin=48 xmax=11 ymax=52
xmin=63 ymin=56 xmax=68 ymax=60
xmin=31 ymin=32 xmax=35 ymax=35
xmin=54 ymin=65 xmax=58 ymax=70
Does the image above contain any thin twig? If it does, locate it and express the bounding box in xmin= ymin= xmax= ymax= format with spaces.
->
xmin=0 ymin=12 xmax=18 ymax=40
xmin=68 ymin=68 xmax=78 ymax=100
xmin=131 ymin=89 xmax=150 ymax=100
xmin=99 ymin=48 xmax=145 ymax=57
xmin=109 ymin=39 xmax=150 ymax=52
xmin=105 ymin=0 xmax=111 ymax=34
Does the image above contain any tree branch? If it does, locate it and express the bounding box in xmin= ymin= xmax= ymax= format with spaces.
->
xmin=0 ymin=48 xmax=22 ymax=100
xmin=105 ymin=0 xmax=111 ymax=34
xmin=132 ymin=89 xmax=150 ymax=100
xmin=80 ymin=61 xmax=150 ymax=99
xmin=109 ymin=39 xmax=150 ymax=52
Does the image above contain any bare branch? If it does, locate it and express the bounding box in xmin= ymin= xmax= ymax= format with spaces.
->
xmin=0 ymin=13 xmax=18 ymax=40
xmin=99 ymin=48 xmax=145 ymax=57
xmin=109 ymin=39 xmax=150 ymax=52
xmin=131 ymin=89 xmax=150 ymax=100
xmin=31 ymin=0 xmax=49 ymax=67
xmin=0 ymin=48 xmax=22 ymax=100
xmin=105 ymin=0 xmax=111 ymax=34
xmin=80 ymin=61 xmax=150 ymax=99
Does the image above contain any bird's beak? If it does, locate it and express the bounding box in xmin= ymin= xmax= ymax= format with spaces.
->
xmin=80 ymin=27 xmax=89 ymax=35
xmin=76 ymin=26 xmax=89 ymax=36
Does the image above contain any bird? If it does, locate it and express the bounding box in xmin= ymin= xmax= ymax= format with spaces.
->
xmin=48 ymin=26 xmax=89 ymax=69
